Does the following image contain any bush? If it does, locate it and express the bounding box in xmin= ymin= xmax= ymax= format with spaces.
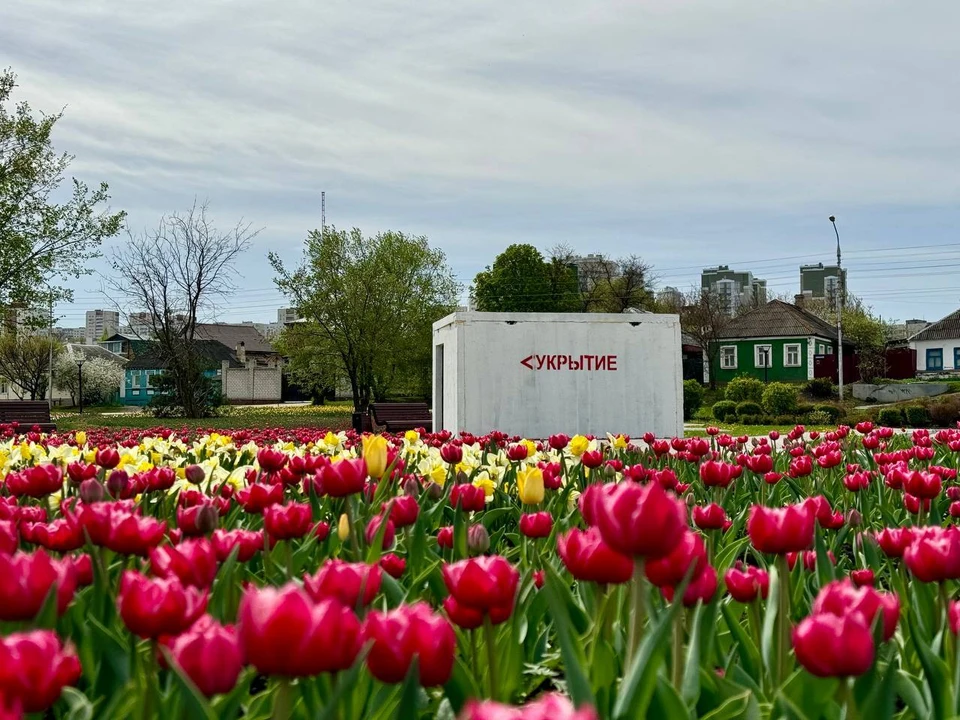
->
xmin=712 ymin=401 xmax=737 ymax=421
xmin=683 ymin=380 xmax=704 ymax=421
xmin=774 ymin=415 xmax=796 ymax=425
xmin=762 ymin=382 xmax=799 ymax=416
xmin=803 ymin=377 xmax=837 ymax=399
xmin=813 ymin=404 xmax=843 ymax=424
xmin=725 ymin=376 xmax=765 ymax=404
xmin=807 ymin=410 xmax=834 ymax=426
xmin=735 ymin=401 xmax=764 ymax=419
xmin=796 ymin=403 xmax=815 ymax=417
xmin=928 ymin=396 xmax=960 ymax=427
xmin=876 ymin=407 xmax=905 ymax=428
xmin=738 ymin=415 xmax=762 ymax=426
xmin=904 ymin=405 xmax=932 ymax=428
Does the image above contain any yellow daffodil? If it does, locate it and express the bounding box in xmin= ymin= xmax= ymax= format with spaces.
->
xmin=362 ymin=435 xmax=389 ymax=478
xmin=19 ymin=442 xmax=31 ymax=461
xmin=521 ymin=439 xmax=537 ymax=458
xmin=75 ymin=431 xmax=86 ymax=447
xmin=175 ymin=467 xmax=186 ymax=480
xmin=323 ymin=432 xmax=340 ymax=448
xmin=83 ymin=450 xmax=96 ymax=464
xmin=428 ymin=464 xmax=448 ymax=487
xmin=610 ymin=434 xmax=628 ymax=450
xmin=517 ymin=466 xmax=544 ymax=505
xmin=405 ymin=430 xmax=420 ymax=444
xmin=569 ymin=435 xmax=590 ymax=457
xmin=338 ymin=513 xmax=351 ymax=541
xmin=473 ymin=475 xmax=496 ymax=498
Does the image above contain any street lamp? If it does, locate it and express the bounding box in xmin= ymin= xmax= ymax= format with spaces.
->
xmin=829 ymin=216 xmax=844 ymax=399
xmin=76 ymin=358 xmax=85 ymax=415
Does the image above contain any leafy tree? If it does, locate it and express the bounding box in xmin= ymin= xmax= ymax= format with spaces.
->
xmin=680 ymin=289 xmax=729 ymax=389
xmin=274 ymin=323 xmax=340 ymax=404
xmin=105 ymin=201 xmax=256 ymax=417
xmin=270 ymin=227 xmax=459 ymax=411
xmin=472 ymin=244 xmax=579 ymax=312
xmin=0 ymin=69 xmax=124 ymax=308
xmin=53 ymin=354 xmax=124 ymax=406
xmin=0 ymin=334 xmax=58 ymax=400
xmin=805 ymin=294 xmax=890 ymax=383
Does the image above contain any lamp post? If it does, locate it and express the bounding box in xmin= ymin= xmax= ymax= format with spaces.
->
xmin=76 ymin=358 xmax=85 ymax=415
xmin=829 ymin=216 xmax=844 ymax=399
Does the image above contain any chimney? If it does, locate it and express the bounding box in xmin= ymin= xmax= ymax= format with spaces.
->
xmin=794 ymin=294 xmax=806 ymax=309
xmin=236 ymin=341 xmax=246 ymax=365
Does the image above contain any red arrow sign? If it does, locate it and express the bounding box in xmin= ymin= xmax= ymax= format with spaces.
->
xmin=520 ymin=355 xmax=535 ymax=369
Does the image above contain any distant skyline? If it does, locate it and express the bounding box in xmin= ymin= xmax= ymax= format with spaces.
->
xmin=5 ymin=1 xmax=959 ymax=327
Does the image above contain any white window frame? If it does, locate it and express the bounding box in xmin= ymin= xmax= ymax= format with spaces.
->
xmin=131 ymin=372 xmax=141 ymax=389
xmin=720 ymin=346 xmax=738 ymax=370
xmin=784 ymin=343 xmax=802 ymax=367
xmin=754 ymin=344 xmax=773 ymax=368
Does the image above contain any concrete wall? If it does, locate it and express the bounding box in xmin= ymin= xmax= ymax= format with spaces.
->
xmin=432 ymin=312 xmax=683 ymax=438
xmin=221 ymin=362 xmax=282 ymax=403
xmin=852 ymin=382 xmax=951 ymax=403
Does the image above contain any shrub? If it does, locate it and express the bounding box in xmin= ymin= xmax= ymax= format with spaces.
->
xmin=877 ymin=407 xmax=905 ymax=428
xmin=738 ymin=415 xmax=762 ymax=426
xmin=725 ymin=376 xmax=765 ymax=404
xmin=807 ymin=410 xmax=834 ymax=426
xmin=774 ymin=415 xmax=796 ymax=425
xmin=735 ymin=401 xmax=764 ymax=419
xmin=712 ymin=401 xmax=737 ymax=421
xmin=928 ymin=396 xmax=960 ymax=427
xmin=796 ymin=403 xmax=815 ymax=417
xmin=683 ymin=380 xmax=704 ymax=421
xmin=813 ymin=404 xmax=843 ymax=424
xmin=762 ymin=382 xmax=799 ymax=416
xmin=904 ymin=405 xmax=932 ymax=428
xmin=803 ymin=377 xmax=837 ymax=399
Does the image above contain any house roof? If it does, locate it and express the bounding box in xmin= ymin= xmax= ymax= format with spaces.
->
xmin=63 ymin=344 xmax=128 ymax=364
xmin=718 ymin=300 xmax=843 ymax=341
xmin=909 ymin=309 xmax=960 ymax=342
xmin=126 ymin=340 xmax=242 ymax=371
xmin=195 ymin=323 xmax=275 ymax=354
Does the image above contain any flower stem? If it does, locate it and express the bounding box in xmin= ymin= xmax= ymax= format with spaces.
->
xmin=671 ymin=609 xmax=685 ymax=690
xmin=628 ymin=560 xmax=647 ymax=667
xmin=483 ymin=616 xmax=499 ymax=701
xmin=776 ymin=555 xmax=791 ymax=687
xmin=273 ymin=677 xmax=294 ymax=720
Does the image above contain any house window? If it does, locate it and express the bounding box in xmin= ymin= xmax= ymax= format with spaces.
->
xmin=720 ymin=346 xmax=738 ymax=370
xmin=131 ymin=373 xmax=141 ymax=390
xmin=928 ymin=349 xmax=944 ymax=371
xmin=754 ymin=344 xmax=773 ymax=368
xmin=955 ymin=348 xmax=960 ymax=369
xmin=784 ymin=344 xmax=802 ymax=367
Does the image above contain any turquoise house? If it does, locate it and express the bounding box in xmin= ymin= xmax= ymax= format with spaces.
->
xmin=122 ymin=341 xmax=239 ymax=406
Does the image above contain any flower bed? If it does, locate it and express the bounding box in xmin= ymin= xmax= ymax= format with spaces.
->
xmin=0 ymin=421 xmax=956 ymax=718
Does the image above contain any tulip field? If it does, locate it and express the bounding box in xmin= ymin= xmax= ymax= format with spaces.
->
xmin=4 ymin=421 xmax=960 ymax=718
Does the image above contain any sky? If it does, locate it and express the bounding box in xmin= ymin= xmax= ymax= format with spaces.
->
xmin=4 ymin=0 xmax=960 ymax=329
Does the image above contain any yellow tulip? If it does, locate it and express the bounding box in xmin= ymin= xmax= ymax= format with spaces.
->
xmin=75 ymin=431 xmax=86 ymax=447
xmin=569 ymin=435 xmax=590 ymax=457
xmin=362 ymin=435 xmax=389 ymax=478
xmin=338 ymin=513 xmax=351 ymax=541
xmin=516 ymin=466 xmax=545 ymax=505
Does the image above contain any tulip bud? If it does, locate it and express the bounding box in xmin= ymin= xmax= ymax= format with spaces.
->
xmin=79 ymin=478 xmax=105 ymax=504
xmin=846 ymin=509 xmax=863 ymax=527
xmin=467 ymin=524 xmax=490 ymax=555
xmin=195 ymin=504 xmax=219 ymax=535
xmin=107 ymin=470 xmax=129 ymax=498
xmin=426 ymin=482 xmax=444 ymax=501
xmin=603 ymin=465 xmax=616 ymax=480
xmin=403 ymin=477 xmax=421 ymax=497
xmin=184 ymin=465 xmax=206 ymax=485
xmin=685 ymin=493 xmax=696 ymax=507
xmin=456 ymin=471 xmax=471 ymax=485
xmin=338 ymin=513 xmax=351 ymax=541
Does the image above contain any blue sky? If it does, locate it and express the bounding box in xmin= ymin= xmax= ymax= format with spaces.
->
xmin=4 ymin=0 xmax=959 ymax=328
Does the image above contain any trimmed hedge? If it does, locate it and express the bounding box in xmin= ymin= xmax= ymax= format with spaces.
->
xmin=812 ymin=404 xmax=843 ymax=423
xmin=803 ymin=377 xmax=837 ymax=399
xmin=736 ymin=401 xmax=764 ymax=419
xmin=877 ymin=407 xmax=905 ymax=428
xmin=726 ymin=376 xmax=765 ymax=404
xmin=683 ymin=380 xmax=705 ymax=421
xmin=904 ymin=405 xmax=932 ymax=428
xmin=712 ymin=401 xmax=738 ymax=421
xmin=762 ymin=383 xmax=799 ymax=416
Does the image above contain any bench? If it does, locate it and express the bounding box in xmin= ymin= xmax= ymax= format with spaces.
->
xmin=0 ymin=401 xmax=56 ymax=433
xmin=369 ymin=402 xmax=432 ymax=433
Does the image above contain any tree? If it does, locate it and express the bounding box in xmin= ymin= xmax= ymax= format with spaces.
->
xmin=0 ymin=334 xmax=58 ymax=400
xmin=0 ymin=69 xmax=124 ymax=308
xmin=54 ymin=354 xmax=124 ymax=406
xmin=105 ymin=201 xmax=257 ymax=417
xmin=804 ymin=295 xmax=890 ymax=382
xmin=274 ymin=323 xmax=341 ymax=404
xmin=680 ymin=289 xmax=730 ymax=389
xmin=472 ymin=244 xmax=579 ymax=312
xmin=270 ymin=227 xmax=459 ymax=411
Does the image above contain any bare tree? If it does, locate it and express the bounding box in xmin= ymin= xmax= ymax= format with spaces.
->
xmin=681 ymin=289 xmax=730 ymax=389
xmin=0 ymin=334 xmax=58 ymax=400
xmin=546 ymin=247 xmax=654 ymax=313
xmin=105 ymin=201 xmax=257 ymax=417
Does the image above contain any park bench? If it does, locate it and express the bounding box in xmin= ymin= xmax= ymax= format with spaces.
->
xmin=369 ymin=402 xmax=432 ymax=433
xmin=0 ymin=401 xmax=56 ymax=433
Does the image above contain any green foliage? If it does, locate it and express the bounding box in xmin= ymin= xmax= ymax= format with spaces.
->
xmin=725 ymin=376 xmax=764 ymax=404
xmin=0 ymin=333 xmax=59 ymax=400
xmin=735 ymin=401 xmax=763 ymax=419
xmin=803 ymin=377 xmax=837 ymax=399
xmin=877 ymin=407 xmax=905 ymax=428
xmin=683 ymin=380 xmax=704 ymax=421
xmin=761 ymin=382 xmax=799 ymax=415
xmin=472 ymin=244 xmax=579 ymax=313
xmin=904 ymin=405 xmax=932 ymax=428
xmin=812 ymin=404 xmax=843 ymax=423
xmin=712 ymin=400 xmax=737 ymax=421
xmin=926 ymin=396 xmax=960 ymax=428
xmin=0 ymin=69 xmax=124 ymax=308
xmin=271 ymin=227 xmax=459 ymax=410
xmin=806 ymin=410 xmax=834 ymax=426
xmin=147 ymin=370 xmax=223 ymax=418
xmin=804 ymin=295 xmax=890 ymax=382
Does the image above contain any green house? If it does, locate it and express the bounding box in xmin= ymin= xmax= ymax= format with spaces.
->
xmin=708 ymin=300 xmax=848 ymax=384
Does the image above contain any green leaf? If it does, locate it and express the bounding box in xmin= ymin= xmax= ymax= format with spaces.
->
xmin=720 ymin=603 xmax=760 ymax=681
xmin=159 ymin=647 xmax=217 ymax=720
xmin=394 ymin=660 xmax=423 ymax=719
xmin=442 ymin=656 xmax=480 ymax=715
xmin=760 ymin=565 xmax=780 ymax=675
xmin=543 ymin=566 xmax=595 ymax=710
xmin=894 ymin=670 xmax=929 ymax=719
xmin=682 ymin=604 xmax=703 ymax=706
xmin=650 ymin=675 xmax=690 ymax=720
xmin=700 ymin=691 xmax=753 ymax=720
xmin=813 ymin=528 xmax=835 ymax=588
xmin=33 ymin=580 xmax=60 ymax=629
xmin=780 ymin=670 xmax=838 ymax=720
xmin=88 ymin=617 xmax=130 ymax=700
xmin=908 ymin=611 xmax=955 ymax=720
xmin=62 ymin=687 xmax=94 ymax=720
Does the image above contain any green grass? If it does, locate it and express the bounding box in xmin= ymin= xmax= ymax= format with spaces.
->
xmin=685 ymin=423 xmax=833 ymax=438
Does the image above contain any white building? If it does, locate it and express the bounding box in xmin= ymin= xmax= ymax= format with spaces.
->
xmin=910 ymin=309 xmax=960 ymax=375
xmin=701 ymin=266 xmax=767 ymax=317
xmin=85 ymin=309 xmax=119 ymax=344
xmin=54 ymin=327 xmax=87 ymax=343
xmin=278 ymin=307 xmax=302 ymax=324
xmin=568 ymin=254 xmax=620 ymax=292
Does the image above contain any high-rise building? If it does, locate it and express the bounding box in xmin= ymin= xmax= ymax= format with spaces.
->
xmin=568 ymin=254 xmax=620 ymax=292
xmin=85 ymin=309 xmax=119 ymax=344
xmin=54 ymin=326 xmax=87 ymax=343
xmin=701 ymin=266 xmax=767 ymax=317
xmin=2 ymin=305 xmax=48 ymax=335
xmin=277 ymin=307 xmax=302 ymax=324
xmin=799 ymin=263 xmax=847 ymax=306
xmin=656 ymin=286 xmax=684 ymax=309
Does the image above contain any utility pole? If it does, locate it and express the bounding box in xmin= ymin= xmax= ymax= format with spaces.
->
xmin=47 ymin=288 xmax=54 ymax=408
xmin=321 ymin=191 xmax=326 ymax=236
xmin=829 ymin=216 xmax=843 ymax=400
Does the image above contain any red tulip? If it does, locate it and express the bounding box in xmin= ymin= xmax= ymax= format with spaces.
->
xmin=264 ymin=502 xmax=313 ymax=541
xmin=238 ymin=584 xmax=361 ymax=676
xmin=950 ymin=601 xmax=960 ymax=635
xmin=904 ymin=527 xmax=960 ymax=582
xmin=787 ymin=550 xmax=835 ymax=572
xmin=440 ymin=444 xmax=463 ymax=465
xmin=792 ymin=613 xmax=874 ymax=678
xmin=67 ymin=554 xmax=93 ymax=587
xmin=379 ymin=553 xmax=406 ymax=578
xmin=843 ymin=472 xmax=872 ymax=492
xmin=442 ymin=555 xmax=518 ymax=620
xmin=66 ymin=462 xmax=97 ymax=485
xmin=533 ymin=570 xmax=545 ymax=589
xmin=747 ymin=503 xmax=814 ymax=555
xmin=874 ymin=527 xmax=914 ymax=558
xmin=459 ymin=693 xmax=599 ymax=720
xmin=176 ymin=503 xmax=220 ymax=536
xmin=903 ymin=470 xmax=942 ymax=499
xmin=236 ymin=483 xmax=284 ymax=513
xmin=788 ymin=455 xmax=813 ymax=478
xmin=548 ymin=434 xmax=570 ymax=451
xmin=384 ymin=496 xmax=420 ymax=528
xmin=0 ymin=519 xmax=17 ymax=554
xmin=0 ymin=631 xmax=81 ymax=713
xmin=164 ymin=616 xmax=244 ymax=697
xmin=363 ymin=602 xmax=456 ymax=687
xmin=595 ymin=481 xmax=686 ymax=559
xmin=437 ymin=526 xmax=454 ymax=549
xmin=6 ymin=465 xmax=63 ymax=498
xmin=578 ymin=484 xmax=603 ymax=527
xmin=442 ymin=595 xmax=513 ymax=630
xmin=692 ymin=503 xmax=727 ymax=531
xmin=662 ymin=564 xmax=717 ymax=607
xmin=117 ymin=571 xmax=208 ymax=639
xmin=144 ymin=467 xmax=177 ymax=492
xmin=365 ymin=515 xmax=396 ymax=549
xmin=256 ymin=448 xmax=288 ymax=473
xmin=211 ymin=529 xmax=263 ymax=562
xmin=581 ymin=450 xmax=603 ymax=469
xmin=724 ymin=562 xmax=769 ymax=603
xmin=0 ymin=550 xmax=77 ymax=620
xmin=150 ymin=538 xmax=219 ymax=589
xmin=557 ymin=527 xmax=633 ymax=585
xmin=450 ymin=484 xmax=486 ymax=512
xmin=21 ymin=514 xmax=85 ymax=553
xmin=812 ymin=579 xmax=899 ymax=642
xmin=304 ymin=559 xmax=382 ymax=608
xmin=745 ymin=454 xmax=774 ymax=475
xmin=645 ymin=531 xmax=707 ymax=588
xmin=95 ymin=447 xmax=120 ymax=469
xmin=699 ymin=461 xmax=739 ymax=488
xmin=317 ymin=458 xmax=368 ymax=497
xmin=519 ymin=512 xmax=553 ymax=539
